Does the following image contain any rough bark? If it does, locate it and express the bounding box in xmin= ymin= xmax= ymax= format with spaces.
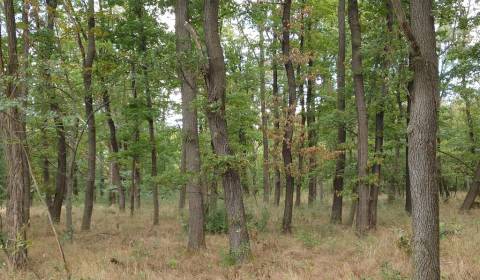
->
xmin=331 ymin=0 xmax=346 ymax=224
xmin=281 ymin=0 xmax=296 ymax=233
xmin=81 ymin=0 xmax=97 ymax=231
xmin=395 ymin=0 xmax=441 ymax=278
xmin=204 ymin=0 xmax=250 ymax=260
xmin=176 ymin=0 xmax=206 ymax=249
xmin=1 ymin=0 xmax=29 ymax=267
xmin=348 ymin=0 xmax=370 ymax=234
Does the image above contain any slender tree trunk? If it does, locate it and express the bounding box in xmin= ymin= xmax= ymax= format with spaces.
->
xmin=81 ymin=0 xmax=97 ymax=231
xmin=176 ymin=0 xmax=206 ymax=249
xmin=102 ymin=90 xmax=125 ymax=211
xmin=281 ymin=0 xmax=297 ymax=233
xmin=368 ymin=0 xmax=393 ymax=229
xmin=295 ymin=12 xmax=306 ymax=208
xmin=331 ymin=0 xmax=346 ymax=224
xmin=1 ymin=0 xmax=29 ymax=267
xmin=21 ymin=0 xmax=31 ymax=221
xmin=204 ymin=0 xmax=250 ymax=260
xmin=306 ymin=53 xmax=317 ymax=205
xmin=258 ymin=24 xmax=270 ymax=204
xmin=272 ymin=32 xmax=282 ymax=207
xmin=348 ymin=0 xmax=370 ymax=234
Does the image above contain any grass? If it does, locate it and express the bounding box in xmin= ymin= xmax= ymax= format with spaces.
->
xmin=1 ymin=193 xmax=479 ymax=279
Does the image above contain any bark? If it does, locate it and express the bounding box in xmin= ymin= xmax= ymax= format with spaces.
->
xmin=348 ymin=0 xmax=370 ymax=234
xmin=204 ymin=0 xmax=250 ymax=260
xmin=176 ymin=0 xmax=206 ymax=249
xmin=258 ymin=24 xmax=270 ymax=204
xmin=272 ymin=32 xmax=282 ymax=207
xmin=395 ymin=0 xmax=441 ymax=278
xmin=1 ymin=0 xmax=29 ymax=267
xmin=21 ymin=0 xmax=31 ymax=221
xmin=295 ymin=11 xmax=306 ymax=208
xmin=281 ymin=0 xmax=296 ymax=233
xmin=331 ymin=0 xmax=346 ymax=224
xmin=306 ymin=54 xmax=317 ymax=205
xmin=81 ymin=0 xmax=96 ymax=231
xmin=102 ymin=90 xmax=125 ymax=211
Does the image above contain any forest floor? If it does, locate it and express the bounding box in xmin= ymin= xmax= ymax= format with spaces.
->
xmin=1 ymin=193 xmax=480 ymax=280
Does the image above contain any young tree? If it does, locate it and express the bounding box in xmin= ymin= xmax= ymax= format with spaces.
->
xmin=80 ymin=0 xmax=97 ymax=231
xmin=281 ymin=0 xmax=297 ymax=233
xmin=348 ymin=0 xmax=370 ymax=234
xmin=203 ymin=0 xmax=250 ymax=260
xmin=331 ymin=0 xmax=346 ymax=224
xmin=176 ymin=0 xmax=206 ymax=249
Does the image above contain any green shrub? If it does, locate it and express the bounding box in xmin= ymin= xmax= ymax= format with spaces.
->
xmin=205 ymin=207 xmax=228 ymax=234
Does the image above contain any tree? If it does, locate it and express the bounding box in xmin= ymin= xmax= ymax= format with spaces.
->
xmin=176 ymin=0 xmax=206 ymax=250
xmin=1 ymin=0 xmax=29 ymax=267
xmin=331 ymin=0 xmax=346 ymax=224
xmin=80 ymin=0 xmax=97 ymax=231
xmin=392 ymin=0 xmax=440 ymax=278
xmin=204 ymin=0 xmax=250 ymax=261
xmin=348 ymin=0 xmax=370 ymax=234
xmin=281 ymin=0 xmax=297 ymax=233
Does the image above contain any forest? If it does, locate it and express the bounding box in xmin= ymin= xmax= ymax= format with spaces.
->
xmin=0 ymin=0 xmax=479 ymax=279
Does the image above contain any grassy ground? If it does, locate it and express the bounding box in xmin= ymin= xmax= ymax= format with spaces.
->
xmin=1 ymin=193 xmax=479 ymax=280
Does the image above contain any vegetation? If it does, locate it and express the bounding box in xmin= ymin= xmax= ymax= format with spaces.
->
xmin=0 ymin=0 xmax=479 ymax=278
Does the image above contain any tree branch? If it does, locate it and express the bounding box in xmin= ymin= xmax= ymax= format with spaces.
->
xmin=390 ymin=0 xmax=421 ymax=57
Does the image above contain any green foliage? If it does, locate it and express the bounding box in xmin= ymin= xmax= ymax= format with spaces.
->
xmin=395 ymin=229 xmax=412 ymax=256
xmin=380 ymin=262 xmax=407 ymax=280
xmin=205 ymin=207 xmax=228 ymax=234
xmin=296 ymin=230 xmax=320 ymax=249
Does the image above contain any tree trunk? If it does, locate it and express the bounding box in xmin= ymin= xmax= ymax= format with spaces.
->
xmin=394 ymin=0 xmax=441 ymax=277
xmin=331 ymin=0 xmax=346 ymax=224
xmin=1 ymin=0 xmax=29 ymax=267
xmin=461 ymin=163 xmax=480 ymax=211
xmin=21 ymin=0 xmax=31 ymax=222
xmin=204 ymin=0 xmax=250 ymax=261
xmin=348 ymin=0 xmax=370 ymax=234
xmin=369 ymin=0 xmax=393 ymax=229
xmin=176 ymin=0 xmax=206 ymax=249
xmin=281 ymin=0 xmax=297 ymax=234
xmin=102 ymin=90 xmax=125 ymax=211
xmin=295 ymin=12 xmax=306 ymax=208
xmin=460 ymin=88 xmax=478 ymax=210
xmin=81 ymin=0 xmax=97 ymax=231
xmin=306 ymin=53 xmax=317 ymax=205
xmin=272 ymin=32 xmax=282 ymax=207
xmin=258 ymin=24 xmax=270 ymax=204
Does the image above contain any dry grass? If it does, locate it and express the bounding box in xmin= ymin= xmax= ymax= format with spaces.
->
xmin=1 ymin=194 xmax=480 ymax=280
